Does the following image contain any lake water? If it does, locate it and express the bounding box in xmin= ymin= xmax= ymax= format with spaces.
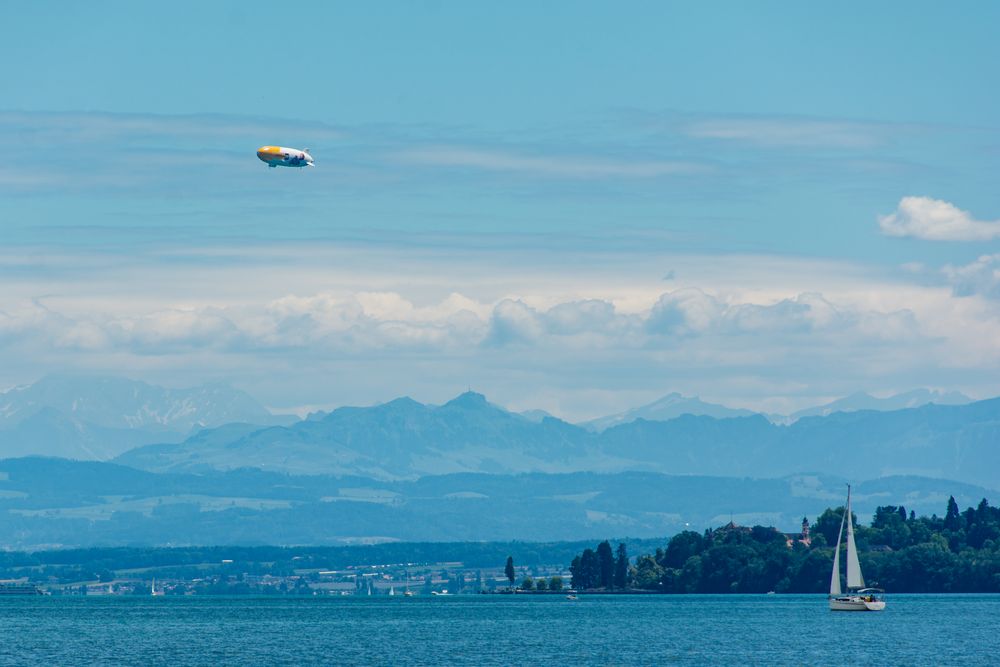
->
xmin=1 ymin=594 xmax=996 ymax=666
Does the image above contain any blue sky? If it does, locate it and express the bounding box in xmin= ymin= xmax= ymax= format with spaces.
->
xmin=2 ymin=2 xmax=999 ymax=418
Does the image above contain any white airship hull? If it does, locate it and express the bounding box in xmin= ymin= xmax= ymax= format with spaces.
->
xmin=256 ymin=146 xmax=314 ymax=168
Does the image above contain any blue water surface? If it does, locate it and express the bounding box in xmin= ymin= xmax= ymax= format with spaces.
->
xmin=0 ymin=594 xmax=996 ymax=666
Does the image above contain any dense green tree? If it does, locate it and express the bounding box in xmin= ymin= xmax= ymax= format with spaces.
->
xmin=662 ymin=531 xmax=705 ymax=569
xmin=579 ymin=549 xmax=600 ymax=589
xmin=749 ymin=525 xmax=786 ymax=547
xmin=812 ymin=507 xmax=848 ymax=545
xmin=614 ymin=543 xmax=629 ymax=589
xmin=569 ymin=556 xmax=583 ymax=589
xmin=597 ymin=541 xmax=615 ymax=589
xmin=520 ymin=576 xmax=533 ymax=591
xmin=786 ymin=549 xmax=832 ymax=593
xmin=632 ymin=555 xmax=664 ymax=590
xmin=698 ymin=544 xmax=757 ymax=593
xmin=535 ymin=577 xmax=548 ymax=591
xmin=678 ymin=555 xmax=703 ymax=593
xmin=504 ymin=556 xmax=515 ymax=588
xmin=548 ymin=575 xmax=563 ymax=591
xmin=945 ymin=496 xmax=963 ymax=531
xmin=966 ymin=499 xmax=1000 ymax=549
xmin=871 ymin=505 xmax=912 ymax=550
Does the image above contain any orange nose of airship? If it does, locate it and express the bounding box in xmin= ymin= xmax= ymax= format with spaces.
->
xmin=256 ymin=146 xmax=281 ymax=163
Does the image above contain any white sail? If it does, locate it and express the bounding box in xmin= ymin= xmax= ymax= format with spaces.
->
xmin=845 ymin=486 xmax=865 ymax=589
xmin=830 ymin=507 xmax=846 ymax=596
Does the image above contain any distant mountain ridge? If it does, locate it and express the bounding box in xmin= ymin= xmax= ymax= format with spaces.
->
xmin=789 ymin=389 xmax=973 ymax=420
xmin=0 ymin=375 xmax=292 ymax=460
xmin=118 ymin=391 xmax=605 ymax=478
xmin=1 ymin=376 xmax=995 ymax=488
xmin=583 ymin=388 xmax=975 ymax=430
xmin=116 ymin=392 xmax=1000 ymax=489
xmin=582 ymin=392 xmax=756 ymax=431
xmin=0 ymin=374 xmax=277 ymax=430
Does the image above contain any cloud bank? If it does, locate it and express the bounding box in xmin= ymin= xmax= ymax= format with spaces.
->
xmin=2 ymin=240 xmax=997 ymax=419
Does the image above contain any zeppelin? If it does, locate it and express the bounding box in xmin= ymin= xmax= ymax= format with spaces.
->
xmin=256 ymin=146 xmax=314 ymax=168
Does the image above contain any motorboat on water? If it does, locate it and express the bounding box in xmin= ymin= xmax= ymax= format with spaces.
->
xmin=829 ymin=485 xmax=885 ymax=611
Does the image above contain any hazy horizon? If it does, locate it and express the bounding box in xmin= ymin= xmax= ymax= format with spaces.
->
xmin=0 ymin=372 xmax=983 ymax=423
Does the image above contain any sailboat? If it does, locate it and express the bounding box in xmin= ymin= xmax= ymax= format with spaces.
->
xmin=829 ymin=485 xmax=885 ymax=611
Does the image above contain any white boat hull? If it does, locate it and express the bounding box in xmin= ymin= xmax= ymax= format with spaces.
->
xmin=830 ymin=596 xmax=886 ymax=611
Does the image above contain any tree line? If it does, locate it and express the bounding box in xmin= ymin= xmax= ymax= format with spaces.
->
xmin=567 ymin=496 xmax=1000 ymax=593
xmin=568 ymin=541 xmax=630 ymax=590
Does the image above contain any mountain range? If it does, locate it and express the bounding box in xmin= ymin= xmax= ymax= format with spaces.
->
xmin=0 ymin=376 xmax=995 ymax=487
xmin=108 ymin=390 xmax=1000 ymax=488
xmin=0 ymin=375 xmax=995 ymax=548
xmin=0 ymin=375 xmax=293 ymax=459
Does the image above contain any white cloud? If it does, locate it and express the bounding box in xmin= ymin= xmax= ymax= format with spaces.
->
xmin=543 ymin=300 xmax=620 ymax=336
xmin=120 ymin=308 xmax=242 ymax=351
xmin=646 ymin=290 xmax=913 ymax=341
xmin=393 ymin=146 xmax=704 ymax=179
xmin=0 ymin=111 xmax=343 ymax=146
xmin=878 ymin=197 xmax=1000 ymax=241
xmin=484 ymin=299 xmax=545 ymax=346
xmin=647 ymin=289 xmax=723 ymax=335
xmin=944 ymin=254 xmax=1000 ymax=299
xmin=684 ymin=118 xmax=884 ymax=149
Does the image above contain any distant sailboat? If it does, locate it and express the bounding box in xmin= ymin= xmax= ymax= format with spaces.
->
xmin=389 ymin=586 xmax=395 ymax=596
xmin=829 ymin=485 xmax=885 ymax=611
